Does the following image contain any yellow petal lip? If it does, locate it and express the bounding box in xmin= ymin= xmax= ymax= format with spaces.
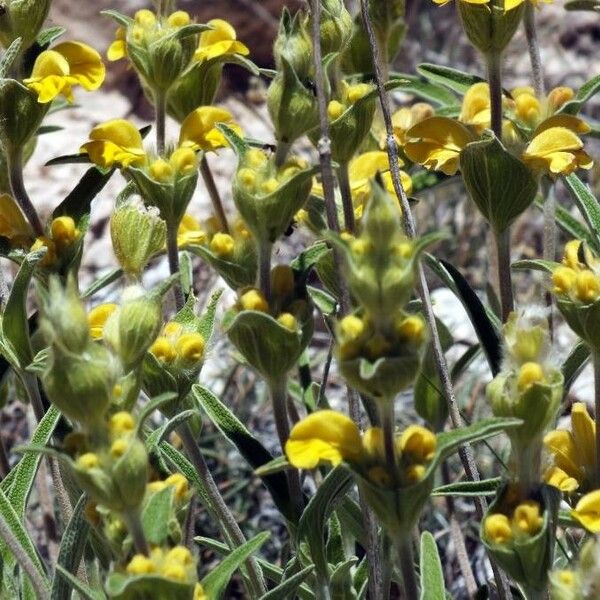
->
xmin=285 ymin=410 xmax=362 ymax=469
xmin=0 ymin=194 xmax=32 ymax=244
xmin=195 ymin=19 xmax=249 ymax=62
xmin=572 ymin=490 xmax=600 ymax=533
xmin=534 ymin=114 xmax=591 ymax=137
xmin=80 ymin=119 xmax=146 ymax=169
xmin=179 ymin=106 xmax=242 ymax=152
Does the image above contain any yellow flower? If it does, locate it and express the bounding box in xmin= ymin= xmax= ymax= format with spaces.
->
xmin=459 ymin=82 xmax=492 ymax=132
xmin=348 ymin=151 xmax=413 ymax=218
xmin=107 ymin=27 xmax=127 ymax=61
xmin=195 ymin=19 xmax=249 ymax=63
xmin=277 ymin=312 xmax=298 ymax=331
xmin=127 ymin=554 xmax=156 ymax=575
xmin=194 ymin=583 xmax=208 ymax=600
xmin=169 ymin=147 xmax=198 ymax=176
xmin=88 ymin=303 xmax=118 ymax=339
xmin=150 ymin=337 xmax=177 ymax=363
xmin=286 ymin=410 xmax=362 ymax=469
xmin=404 ymin=117 xmax=473 ymax=176
xmin=50 ymin=216 xmax=79 ymax=251
xmin=544 ymin=402 xmax=595 ymax=492
xmin=164 ymin=473 xmax=189 ymax=500
xmin=389 ymin=103 xmax=434 ymax=147
xmin=512 ymin=501 xmax=543 ymax=536
xmin=109 ymin=411 xmax=136 ymax=436
xmin=239 ymin=289 xmax=269 ymax=312
xmin=572 ymin=489 xmax=600 ymax=533
xmin=30 ymin=236 xmax=56 ymax=266
xmin=210 ymin=232 xmax=235 ymax=257
xmin=0 ymin=194 xmax=32 ymax=248
xmin=177 ymin=214 xmax=207 ymax=246
xmin=179 ymin=107 xmax=242 ymax=153
xmin=398 ymin=425 xmax=437 ymax=462
xmin=81 ymin=119 xmax=147 ymax=169
xmin=522 ymin=115 xmax=593 ymax=176
xmin=484 ymin=513 xmax=513 ymax=544
xmin=517 ymin=361 xmax=544 ymax=391
xmin=544 ymin=466 xmax=579 ymax=493
xmin=24 ymin=42 xmax=105 ymax=104
xmin=175 ymin=333 xmax=205 ymax=363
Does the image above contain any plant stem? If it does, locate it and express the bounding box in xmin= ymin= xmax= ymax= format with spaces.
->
xmin=178 ymin=423 xmax=266 ymax=597
xmin=495 ymin=228 xmax=514 ymax=322
xmin=516 ymin=441 xmax=542 ymax=498
xmin=396 ymin=537 xmax=419 ymax=599
xmin=9 ymin=150 xmax=43 ymax=237
xmin=123 ymin=510 xmax=149 ymax=555
xmin=543 ymin=181 xmax=555 ymax=339
xmin=359 ymin=2 xmax=512 ymax=598
xmin=381 ymin=401 xmax=397 ymax=482
xmin=166 ymin=221 xmax=185 ymax=311
xmin=594 ymin=351 xmax=600 ymax=487
xmin=155 ymin=89 xmax=167 ymax=156
xmin=200 ymin=155 xmax=229 ymax=233
xmin=486 ymin=51 xmax=503 ymax=141
xmin=257 ymin=241 xmax=272 ymax=305
xmin=338 ymin=162 xmax=355 ymax=234
xmin=274 ymin=141 xmax=291 ymax=168
xmin=271 ymin=378 xmax=303 ymax=519
xmin=0 ymin=515 xmax=49 ymax=600
xmin=524 ymin=3 xmax=545 ymax=97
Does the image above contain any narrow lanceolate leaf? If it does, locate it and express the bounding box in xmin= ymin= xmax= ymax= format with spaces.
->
xmin=81 ymin=268 xmax=123 ymax=299
xmin=8 ymin=406 xmax=60 ymax=518
xmin=416 ymin=63 xmax=485 ymax=94
xmin=259 ymin=566 xmax=314 ymax=600
xmin=200 ymin=532 xmax=269 ymax=600
xmin=297 ymin=466 xmax=353 ymax=580
xmin=192 ymin=385 xmax=294 ymax=522
xmin=389 ymin=72 xmax=459 ymax=106
xmin=51 ymin=494 xmax=90 ymax=600
xmin=54 ymin=566 xmax=105 ymax=600
xmin=0 ymin=37 xmax=23 ymax=78
xmin=420 ymin=532 xmax=445 ymax=600
xmin=431 ymin=477 xmax=502 ymax=497
xmin=0 ymin=486 xmax=48 ymax=586
xmin=512 ymin=259 xmax=556 ymax=274
xmin=563 ymin=174 xmax=600 ymax=248
xmin=0 ymin=249 xmax=45 ymax=368
xmin=559 ymin=73 xmax=600 ymax=114
xmin=541 ymin=198 xmax=600 ymax=254
xmin=563 ymin=342 xmax=590 ymax=395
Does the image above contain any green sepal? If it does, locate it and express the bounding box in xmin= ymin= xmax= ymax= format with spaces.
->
xmin=224 ymin=308 xmax=313 ymax=382
xmin=556 ymin=295 xmax=600 ymax=352
xmin=105 ymin=573 xmax=194 ymax=600
xmin=481 ymin=483 xmax=561 ymax=594
xmin=459 ymin=132 xmax=538 ymax=233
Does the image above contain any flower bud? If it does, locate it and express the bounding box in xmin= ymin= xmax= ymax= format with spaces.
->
xmin=315 ymin=0 xmax=353 ymax=55
xmin=273 ymin=8 xmax=312 ymax=77
xmin=110 ymin=202 xmax=167 ymax=277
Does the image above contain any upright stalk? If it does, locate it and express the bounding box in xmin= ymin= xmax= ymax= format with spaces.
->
xmin=200 ymin=156 xmax=230 ymax=233
xmin=122 ymin=510 xmax=149 ymax=555
xmin=338 ymin=162 xmax=355 ymax=234
xmin=495 ymin=228 xmax=514 ymax=322
xmin=166 ymin=221 xmax=185 ymax=310
xmin=359 ymin=2 xmax=512 ymax=597
xmin=9 ymin=150 xmax=44 ymax=237
xmin=396 ymin=538 xmax=419 ymax=599
xmin=274 ymin=141 xmax=291 ymax=168
xmin=271 ymin=378 xmax=303 ymax=519
xmin=486 ymin=51 xmax=503 ymax=141
xmin=257 ymin=241 xmax=272 ymax=305
xmin=524 ymin=3 xmax=545 ymax=97
xmin=178 ymin=424 xmax=266 ymax=597
xmin=155 ymin=89 xmax=167 ymax=156
xmin=594 ymin=351 xmax=600 ymax=487
xmin=381 ymin=401 xmax=397 ymax=482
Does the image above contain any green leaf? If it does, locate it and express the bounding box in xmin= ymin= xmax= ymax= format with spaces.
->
xmin=416 ymin=63 xmax=485 ymax=94
xmin=541 ymin=198 xmax=600 ymax=254
xmin=297 ymin=466 xmax=353 ymax=580
xmin=145 ymin=410 xmax=197 ymax=452
xmin=563 ymin=173 xmax=600 ymax=248
xmin=36 ymin=27 xmax=66 ymax=48
xmin=215 ymin=123 xmax=249 ymax=157
xmin=137 ymin=392 xmax=179 ymax=433
xmin=200 ymin=532 xmax=269 ymax=599
xmin=511 ymin=259 xmax=556 ymax=273
xmin=330 ymin=558 xmax=358 ymax=599
xmin=560 ymin=74 xmax=600 ymax=114
xmin=0 ymin=38 xmax=23 ymax=78
xmin=142 ymin=486 xmax=175 ymax=546
xmin=390 ymin=72 xmax=459 ymax=106
xmin=437 ymin=417 xmax=521 ymax=460
xmin=431 ymin=477 xmax=502 ymax=497
xmin=54 ymin=566 xmax=105 ymax=600
xmin=0 ymin=249 xmax=45 ymax=368
xmin=100 ymin=9 xmax=133 ymax=27
xmin=0 ymin=486 xmax=48 ymax=586
xmin=563 ymin=342 xmax=590 ymax=394
xmin=259 ymin=566 xmax=314 ymax=600
xmin=420 ymin=531 xmax=445 ymax=600
xmin=82 ymin=268 xmax=123 ymax=299
xmin=307 ymin=286 xmax=337 ymax=316
xmin=52 ymin=166 xmax=115 ymax=222
xmin=196 ymin=289 xmax=223 ymax=341
xmin=425 ymin=255 xmax=502 ymax=375
xmin=192 ymin=385 xmax=294 ymax=521
xmin=51 ymin=494 xmax=90 ymax=600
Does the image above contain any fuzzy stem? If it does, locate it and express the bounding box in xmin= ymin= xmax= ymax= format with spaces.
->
xmin=495 ymin=228 xmax=514 ymax=322
xmin=9 ymin=149 xmax=44 ymax=237
xmin=178 ymin=423 xmax=266 ymax=597
xmin=166 ymin=221 xmax=185 ymax=311
xmin=0 ymin=515 xmax=49 ymax=600
xmin=123 ymin=510 xmax=149 ymax=555
xmin=516 ymin=440 xmax=542 ymax=498
xmin=396 ymin=537 xmax=419 ymax=599
xmin=257 ymin=241 xmax=272 ymax=305
xmin=155 ymin=89 xmax=167 ymax=156
xmin=543 ymin=183 xmax=555 ymax=337
xmin=200 ymin=155 xmax=230 ymax=233
xmin=381 ymin=401 xmax=397 ymax=482
xmin=338 ymin=162 xmax=355 ymax=234
xmin=359 ymin=2 xmax=512 ymax=597
xmin=595 ymin=351 xmax=600 ymax=487
xmin=274 ymin=141 xmax=291 ymax=168
xmin=524 ymin=3 xmax=545 ymax=97
xmin=486 ymin=51 xmax=503 ymax=141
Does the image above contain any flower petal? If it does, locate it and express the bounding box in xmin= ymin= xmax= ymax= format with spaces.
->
xmin=572 ymin=489 xmax=600 ymax=533
xmin=54 ymin=41 xmax=106 ymax=91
